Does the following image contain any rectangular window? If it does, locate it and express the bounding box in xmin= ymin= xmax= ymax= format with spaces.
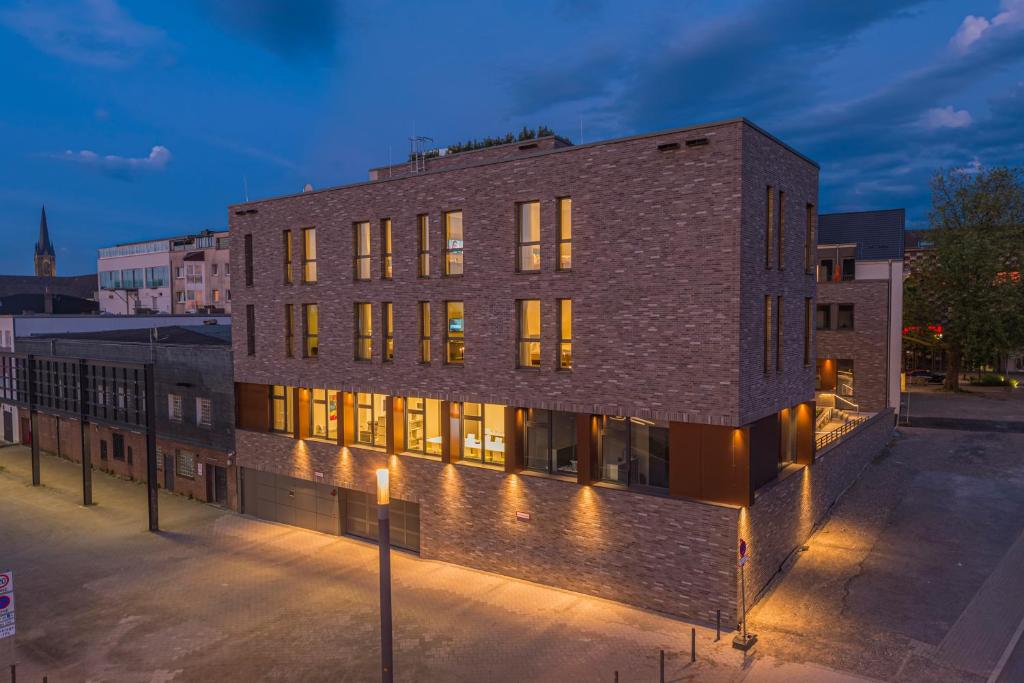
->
xmin=777 ymin=190 xmax=785 ymax=270
xmin=446 ymin=301 xmax=464 ymax=364
xmin=418 ymin=214 xmax=430 ymax=277
xmin=302 ymin=227 xmax=317 ymax=283
xmin=558 ymin=299 xmax=572 ymax=369
xmin=776 ymin=295 xmax=783 ymax=371
xmin=841 ymin=258 xmax=856 ymax=281
xmin=271 ymin=385 xmax=294 ymax=433
xmin=444 ymin=210 xmax=464 ymax=276
xmin=598 ymin=416 xmax=669 ymax=490
xmin=764 ymin=295 xmax=772 ymax=373
xmin=310 ymin=389 xmax=338 ymax=442
xmin=406 ymin=397 xmax=442 ymax=457
xmin=819 ymin=258 xmax=834 ymax=283
xmin=354 ymin=221 xmax=371 ymax=280
xmin=303 ymin=304 xmax=319 ymax=357
xmin=517 ymin=201 xmax=541 ymax=271
xmin=196 ymin=397 xmax=212 ymax=427
xmin=168 ymin=394 xmax=183 ymax=422
xmin=175 ymin=266 xmax=184 ymax=279
xmin=212 ymin=263 xmax=219 ymax=276
xmin=837 ymin=304 xmax=854 ymax=330
xmin=816 ymin=304 xmax=832 ymax=330
xmin=246 ymin=305 xmax=255 ymax=356
xmin=244 ymin=233 xmax=253 ymax=286
xmin=283 ymin=230 xmax=293 ymax=284
xmin=284 ymin=303 xmax=294 ymax=358
xmin=212 ymin=289 xmax=221 ymax=303
xmin=461 ymin=402 xmax=505 ymax=465
xmin=356 ymin=392 xmax=387 ymax=447
xmin=804 ymin=297 xmax=812 ymax=366
xmin=517 ymin=299 xmax=541 ymax=368
xmin=765 ymin=186 xmax=774 ymax=269
xmin=524 ymin=409 xmax=578 ymax=474
xmin=176 ymin=450 xmax=196 ymax=478
xmin=100 ymin=440 xmax=107 ymax=460
xmin=419 ymin=302 xmax=431 ymax=364
xmin=355 ymin=303 xmax=372 ymax=360
xmin=805 ymin=204 xmax=815 ymax=273
xmin=382 ymin=302 xmax=394 ymax=362
xmin=381 ymin=218 xmax=393 ymax=279
xmin=557 ymin=197 xmax=572 ymax=271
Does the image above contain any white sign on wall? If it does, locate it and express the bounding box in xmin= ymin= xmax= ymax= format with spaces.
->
xmin=0 ymin=570 xmax=14 ymax=640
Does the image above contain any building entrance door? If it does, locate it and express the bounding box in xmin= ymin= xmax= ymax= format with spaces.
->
xmin=210 ymin=465 xmax=228 ymax=505
xmin=19 ymin=415 xmax=30 ymax=445
xmin=2 ymin=410 xmax=11 ymax=442
xmin=163 ymin=454 xmax=174 ymax=491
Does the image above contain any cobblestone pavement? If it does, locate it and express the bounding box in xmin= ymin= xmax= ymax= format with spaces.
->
xmin=1 ymin=445 xmax=865 ymax=683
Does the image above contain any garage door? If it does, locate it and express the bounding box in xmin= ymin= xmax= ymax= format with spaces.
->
xmin=242 ymin=469 xmax=341 ymax=536
xmin=344 ymin=489 xmax=420 ymax=553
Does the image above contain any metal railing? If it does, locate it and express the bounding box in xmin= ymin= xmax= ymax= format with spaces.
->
xmin=815 ymin=415 xmax=868 ymax=450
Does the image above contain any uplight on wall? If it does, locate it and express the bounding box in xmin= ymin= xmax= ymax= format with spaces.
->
xmin=376 ymin=468 xmax=390 ymax=505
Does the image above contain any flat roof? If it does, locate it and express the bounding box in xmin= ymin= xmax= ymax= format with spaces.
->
xmin=23 ymin=324 xmax=231 ymax=346
xmin=819 ymin=209 xmax=906 ymax=260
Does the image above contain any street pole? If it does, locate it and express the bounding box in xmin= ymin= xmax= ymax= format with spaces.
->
xmin=376 ymin=468 xmax=394 ymax=683
xmin=733 ymin=539 xmax=757 ymax=650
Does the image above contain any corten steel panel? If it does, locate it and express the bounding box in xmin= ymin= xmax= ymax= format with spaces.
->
xmin=701 ymin=425 xmax=751 ymax=507
xmin=230 ymin=120 xmax=816 ymax=428
xmin=390 ymin=396 xmax=405 ymax=454
xmin=295 ymin=388 xmax=311 ymax=440
xmin=235 ymin=382 xmax=270 ymax=431
xmin=796 ymin=401 xmax=815 ymax=465
xmin=503 ymin=406 xmax=522 ymax=473
xmin=669 ymin=421 xmax=702 ymax=499
xmin=748 ymin=412 xmax=780 ymax=491
xmin=574 ymin=414 xmax=596 ymax=485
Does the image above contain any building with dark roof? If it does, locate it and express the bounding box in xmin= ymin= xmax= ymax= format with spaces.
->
xmin=818 ymin=208 xmax=905 ymax=260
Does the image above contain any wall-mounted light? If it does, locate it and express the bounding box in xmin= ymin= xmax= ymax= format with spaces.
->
xmin=376 ymin=468 xmax=390 ymax=505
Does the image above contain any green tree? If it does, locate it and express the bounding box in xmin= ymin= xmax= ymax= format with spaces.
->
xmin=905 ymin=166 xmax=1024 ymax=390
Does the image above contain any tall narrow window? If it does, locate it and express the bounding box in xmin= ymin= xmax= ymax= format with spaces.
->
xmin=381 ymin=218 xmax=393 ymax=279
xmin=558 ymin=298 xmax=572 ymax=369
xmin=777 ymin=190 xmax=785 ymax=270
xmin=517 ymin=201 xmax=541 ymax=271
xmin=245 ymin=304 xmax=255 ymax=355
xmin=284 ymin=303 xmax=294 ymax=358
xmin=765 ymin=186 xmax=774 ymax=269
xmin=517 ymin=299 xmax=541 ymax=368
xmin=355 ymin=303 xmax=372 ymax=360
xmin=444 ymin=210 xmax=464 ymax=276
xmin=816 ymin=304 xmax=832 ymax=330
xmin=445 ymin=301 xmax=464 ymax=364
xmin=418 ymin=214 xmax=430 ymax=277
xmin=283 ymin=230 xmax=293 ymax=284
xmin=356 ymin=392 xmax=387 ymax=447
xmin=302 ymin=227 xmax=317 ymax=283
xmin=804 ymin=297 xmax=812 ymax=366
xmin=805 ymin=204 xmax=815 ymax=273
xmin=270 ymin=385 xmax=294 ymax=433
xmin=776 ymin=295 xmax=783 ymax=371
xmin=382 ymin=302 xmax=394 ymax=362
xmin=303 ymin=304 xmax=318 ymax=357
xmin=244 ymin=234 xmax=254 ymax=287
xmin=557 ymin=198 xmax=572 ymax=270
xmin=419 ymin=302 xmax=431 ymax=363
xmin=763 ymin=295 xmax=772 ymax=373
xmin=406 ymin=397 xmax=442 ymax=457
xmin=310 ymin=389 xmax=338 ymax=442
xmin=354 ymin=221 xmax=371 ymax=280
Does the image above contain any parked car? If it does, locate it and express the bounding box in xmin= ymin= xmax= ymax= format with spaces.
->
xmin=908 ymin=369 xmax=944 ymax=385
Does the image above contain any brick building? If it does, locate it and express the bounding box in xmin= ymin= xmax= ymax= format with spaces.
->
xmin=224 ymin=117 xmax=843 ymax=620
xmin=815 ymin=209 xmax=904 ymax=420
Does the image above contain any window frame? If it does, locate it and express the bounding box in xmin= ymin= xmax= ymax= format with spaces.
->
xmin=837 ymin=303 xmax=855 ymax=331
xmin=558 ymin=298 xmax=572 ymax=370
xmin=270 ymin=385 xmax=294 ymax=434
xmin=765 ymin=186 xmax=774 ymax=269
xmin=353 ymin=221 xmax=371 ymax=281
xmin=382 ymin=302 xmax=394 ymax=362
xmin=597 ymin=416 xmax=670 ymax=491
xmin=309 ymin=388 xmax=339 ymax=443
xmin=443 ymin=210 xmax=464 ymax=276
xmin=355 ymin=302 xmax=372 ymax=361
xmin=418 ymin=214 xmax=431 ymax=278
xmin=356 ymin=392 xmax=387 ymax=448
xmin=196 ymin=397 xmax=212 ymax=428
xmin=381 ymin=218 xmax=393 ymax=279
xmin=459 ymin=402 xmax=505 ymax=466
xmin=556 ymin=197 xmax=572 ymax=271
xmin=245 ymin=305 xmax=255 ymax=356
xmin=175 ymin=449 xmax=197 ymax=479
xmin=284 ymin=303 xmax=294 ymax=358
xmin=816 ymin=304 xmax=832 ymax=331
xmin=777 ymin=190 xmax=785 ymax=270
xmin=244 ymin=233 xmax=254 ymax=287
xmin=283 ymin=229 xmax=293 ymax=284
xmin=419 ymin=301 xmax=431 ymax=364
xmin=517 ymin=299 xmax=541 ymax=369
xmin=302 ymin=227 xmax=317 ymax=283
xmin=524 ymin=408 xmax=578 ymax=475
xmin=445 ymin=300 xmax=464 ymax=365
xmin=168 ymin=393 xmax=183 ymax=423
xmin=776 ymin=295 xmax=783 ymax=371
xmin=516 ymin=201 xmax=541 ymax=272
xmin=303 ymin=303 xmax=319 ymax=358
xmin=405 ymin=397 xmax=443 ymax=458
xmin=805 ymin=204 xmax=815 ymax=274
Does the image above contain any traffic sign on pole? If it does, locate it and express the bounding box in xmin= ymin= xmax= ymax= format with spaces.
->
xmin=0 ymin=570 xmax=14 ymax=640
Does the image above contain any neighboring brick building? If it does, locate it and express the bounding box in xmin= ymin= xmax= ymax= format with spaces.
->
xmin=227 ymin=117 xmax=834 ymax=620
xmin=816 ymin=209 xmax=904 ymax=417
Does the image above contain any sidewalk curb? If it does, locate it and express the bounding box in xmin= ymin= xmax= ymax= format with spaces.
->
xmin=988 ymin=613 xmax=1024 ymax=683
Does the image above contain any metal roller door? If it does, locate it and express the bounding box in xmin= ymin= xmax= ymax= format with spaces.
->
xmin=242 ymin=469 xmax=341 ymax=536
xmin=344 ymin=489 xmax=420 ymax=553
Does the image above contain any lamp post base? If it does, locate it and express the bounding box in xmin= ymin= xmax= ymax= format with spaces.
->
xmin=732 ymin=633 xmax=758 ymax=651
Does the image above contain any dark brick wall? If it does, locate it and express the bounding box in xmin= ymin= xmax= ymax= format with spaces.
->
xmin=368 ymin=136 xmax=572 ymax=180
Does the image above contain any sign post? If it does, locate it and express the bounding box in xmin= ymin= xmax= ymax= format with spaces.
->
xmin=732 ymin=539 xmax=757 ymax=650
xmin=1 ymin=570 xmax=15 ymax=678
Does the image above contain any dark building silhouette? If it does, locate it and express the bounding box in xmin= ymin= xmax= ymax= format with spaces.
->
xmin=34 ymin=206 xmax=57 ymax=277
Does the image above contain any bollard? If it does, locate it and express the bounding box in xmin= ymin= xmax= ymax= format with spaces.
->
xmin=614 ymin=672 xmax=618 ymax=683
xmin=691 ymin=627 xmax=696 ymax=662
xmin=9 ymin=663 xmax=14 ymax=683
xmin=716 ymin=609 xmax=721 ymax=641
xmin=659 ymin=649 xmax=665 ymax=683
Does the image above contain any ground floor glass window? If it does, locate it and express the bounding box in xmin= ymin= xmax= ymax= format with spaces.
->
xmin=598 ymin=416 xmax=669 ymax=490
xmin=271 ymin=385 xmax=294 ymax=433
xmin=461 ymin=402 xmax=505 ymax=465
xmin=357 ymin=392 xmax=388 ymax=447
xmin=524 ymin=409 xmax=577 ymax=474
xmin=406 ymin=397 xmax=442 ymax=457
xmin=310 ymin=389 xmax=338 ymax=442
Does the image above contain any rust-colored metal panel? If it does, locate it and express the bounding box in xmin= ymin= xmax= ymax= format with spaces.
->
xmin=669 ymin=421 xmax=702 ymax=499
xmin=389 ymin=396 xmax=405 ymax=454
xmin=443 ymin=401 xmax=461 ymax=464
xmin=295 ymin=388 xmax=310 ymax=440
xmin=342 ymin=392 xmax=355 ymax=446
xmin=235 ymin=382 xmax=270 ymax=432
xmin=700 ymin=425 xmax=751 ymax=507
xmin=504 ymin=406 xmax=523 ymax=473
xmin=796 ymin=400 xmax=816 ymax=465
xmin=748 ymin=412 xmax=780 ymax=491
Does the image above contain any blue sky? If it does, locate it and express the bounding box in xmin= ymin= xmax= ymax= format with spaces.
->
xmin=1 ymin=0 xmax=1022 ymax=275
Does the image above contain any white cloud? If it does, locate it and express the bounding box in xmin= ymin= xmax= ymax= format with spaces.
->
xmin=921 ymin=105 xmax=973 ymax=129
xmin=0 ymin=0 xmax=166 ymax=68
xmin=951 ymin=0 xmax=1024 ymax=53
xmin=54 ymin=145 xmax=172 ymax=177
xmin=956 ymin=157 xmax=983 ymax=175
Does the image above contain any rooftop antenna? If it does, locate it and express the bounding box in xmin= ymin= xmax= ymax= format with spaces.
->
xmin=243 ymin=175 xmax=249 ymax=202
xmin=388 ymin=145 xmax=392 ymax=178
xmin=579 ymin=119 xmax=584 ymax=145
xmin=409 ymin=135 xmax=433 ymax=173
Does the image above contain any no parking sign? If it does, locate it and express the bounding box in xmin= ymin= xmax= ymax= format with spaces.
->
xmin=0 ymin=570 xmax=14 ymax=640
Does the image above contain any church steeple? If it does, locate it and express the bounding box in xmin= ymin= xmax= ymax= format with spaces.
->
xmin=34 ymin=205 xmax=56 ymax=277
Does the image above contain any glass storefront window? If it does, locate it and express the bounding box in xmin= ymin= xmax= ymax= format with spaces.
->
xmin=599 ymin=416 xmax=669 ymax=490
xmin=357 ymin=392 xmax=388 ymax=447
xmin=525 ymin=409 xmax=578 ymax=474
xmin=310 ymin=389 xmax=338 ymax=442
xmin=406 ymin=397 xmax=442 ymax=457
xmin=271 ymin=385 xmax=294 ymax=433
xmin=461 ymin=402 xmax=505 ymax=465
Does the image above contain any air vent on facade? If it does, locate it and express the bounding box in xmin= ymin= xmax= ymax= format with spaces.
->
xmin=685 ymin=138 xmax=709 ymax=147
xmin=657 ymin=142 xmax=680 ymax=152
xmin=518 ymin=143 xmax=539 ymax=150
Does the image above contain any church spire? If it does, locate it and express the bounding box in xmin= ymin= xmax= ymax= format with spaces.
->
xmin=34 ymin=205 xmax=57 ymax=277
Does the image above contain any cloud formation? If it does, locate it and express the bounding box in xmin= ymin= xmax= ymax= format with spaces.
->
xmin=920 ymin=106 xmax=972 ymax=129
xmin=950 ymin=0 xmax=1024 ymax=53
xmin=54 ymin=145 xmax=172 ymax=179
xmin=198 ymin=0 xmax=340 ymax=60
xmin=0 ymin=0 xmax=167 ymax=68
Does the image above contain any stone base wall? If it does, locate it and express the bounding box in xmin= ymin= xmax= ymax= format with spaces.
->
xmin=237 ymin=429 xmax=739 ymax=622
xmin=741 ymin=409 xmax=895 ymax=608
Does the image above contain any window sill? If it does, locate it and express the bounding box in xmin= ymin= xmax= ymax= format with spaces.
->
xmin=456 ymin=459 xmax=506 ymax=472
xmin=351 ymin=441 xmax=388 ymax=453
xmin=399 ymin=451 xmax=443 ymax=463
xmin=518 ymin=469 xmax=577 ymax=484
xmin=307 ymin=437 xmax=338 ymax=445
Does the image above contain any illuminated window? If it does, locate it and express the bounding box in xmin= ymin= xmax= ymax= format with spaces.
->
xmin=777 ymin=190 xmax=785 ymax=270
xmin=765 ymin=186 xmax=774 ymax=269
xmin=383 ymin=302 xmax=394 ymax=362
xmin=303 ymin=304 xmax=318 ymax=357
xmin=284 ymin=303 xmax=294 ymax=358
xmin=283 ymin=230 xmax=293 ymax=284
xmin=350 ymin=221 xmax=372 ymax=281
xmin=302 ymin=227 xmax=317 ymax=283
xmin=419 ymin=302 xmax=431 ymax=364
xmin=271 ymin=385 xmax=294 ymax=433
xmin=461 ymin=402 xmax=505 ymax=465
xmin=418 ymin=214 xmax=430 ymax=277
xmin=381 ymin=218 xmax=393 ymax=279
xmin=355 ymin=303 xmax=372 ymax=361
xmin=524 ymin=409 xmax=577 ymax=474
xmin=517 ymin=201 xmax=541 ymax=271
xmin=558 ymin=299 xmax=572 ymax=369
xmin=406 ymin=397 xmax=442 ymax=457
xmin=598 ymin=416 xmax=669 ymax=490
xmin=212 ymin=289 xmax=221 ymax=303
xmin=446 ymin=301 xmax=464 ymax=364
xmin=310 ymin=389 xmax=338 ymax=442
xmin=444 ymin=210 xmax=463 ymax=276
xmin=517 ymin=299 xmax=541 ymax=368
xmin=557 ymin=198 xmax=572 ymax=270
xmin=356 ymin=392 xmax=387 ymax=447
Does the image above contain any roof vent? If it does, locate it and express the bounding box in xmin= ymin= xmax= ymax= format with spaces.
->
xmin=685 ymin=137 xmax=709 ymax=147
xmin=657 ymin=142 xmax=680 ymax=152
xmin=518 ymin=142 xmax=539 ymax=151
xmin=303 ymin=184 xmax=314 ymax=193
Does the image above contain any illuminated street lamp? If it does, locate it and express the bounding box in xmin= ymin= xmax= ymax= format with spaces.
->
xmin=376 ymin=468 xmax=394 ymax=682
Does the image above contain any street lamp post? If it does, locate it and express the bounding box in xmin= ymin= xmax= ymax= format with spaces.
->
xmin=376 ymin=468 xmax=394 ymax=683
